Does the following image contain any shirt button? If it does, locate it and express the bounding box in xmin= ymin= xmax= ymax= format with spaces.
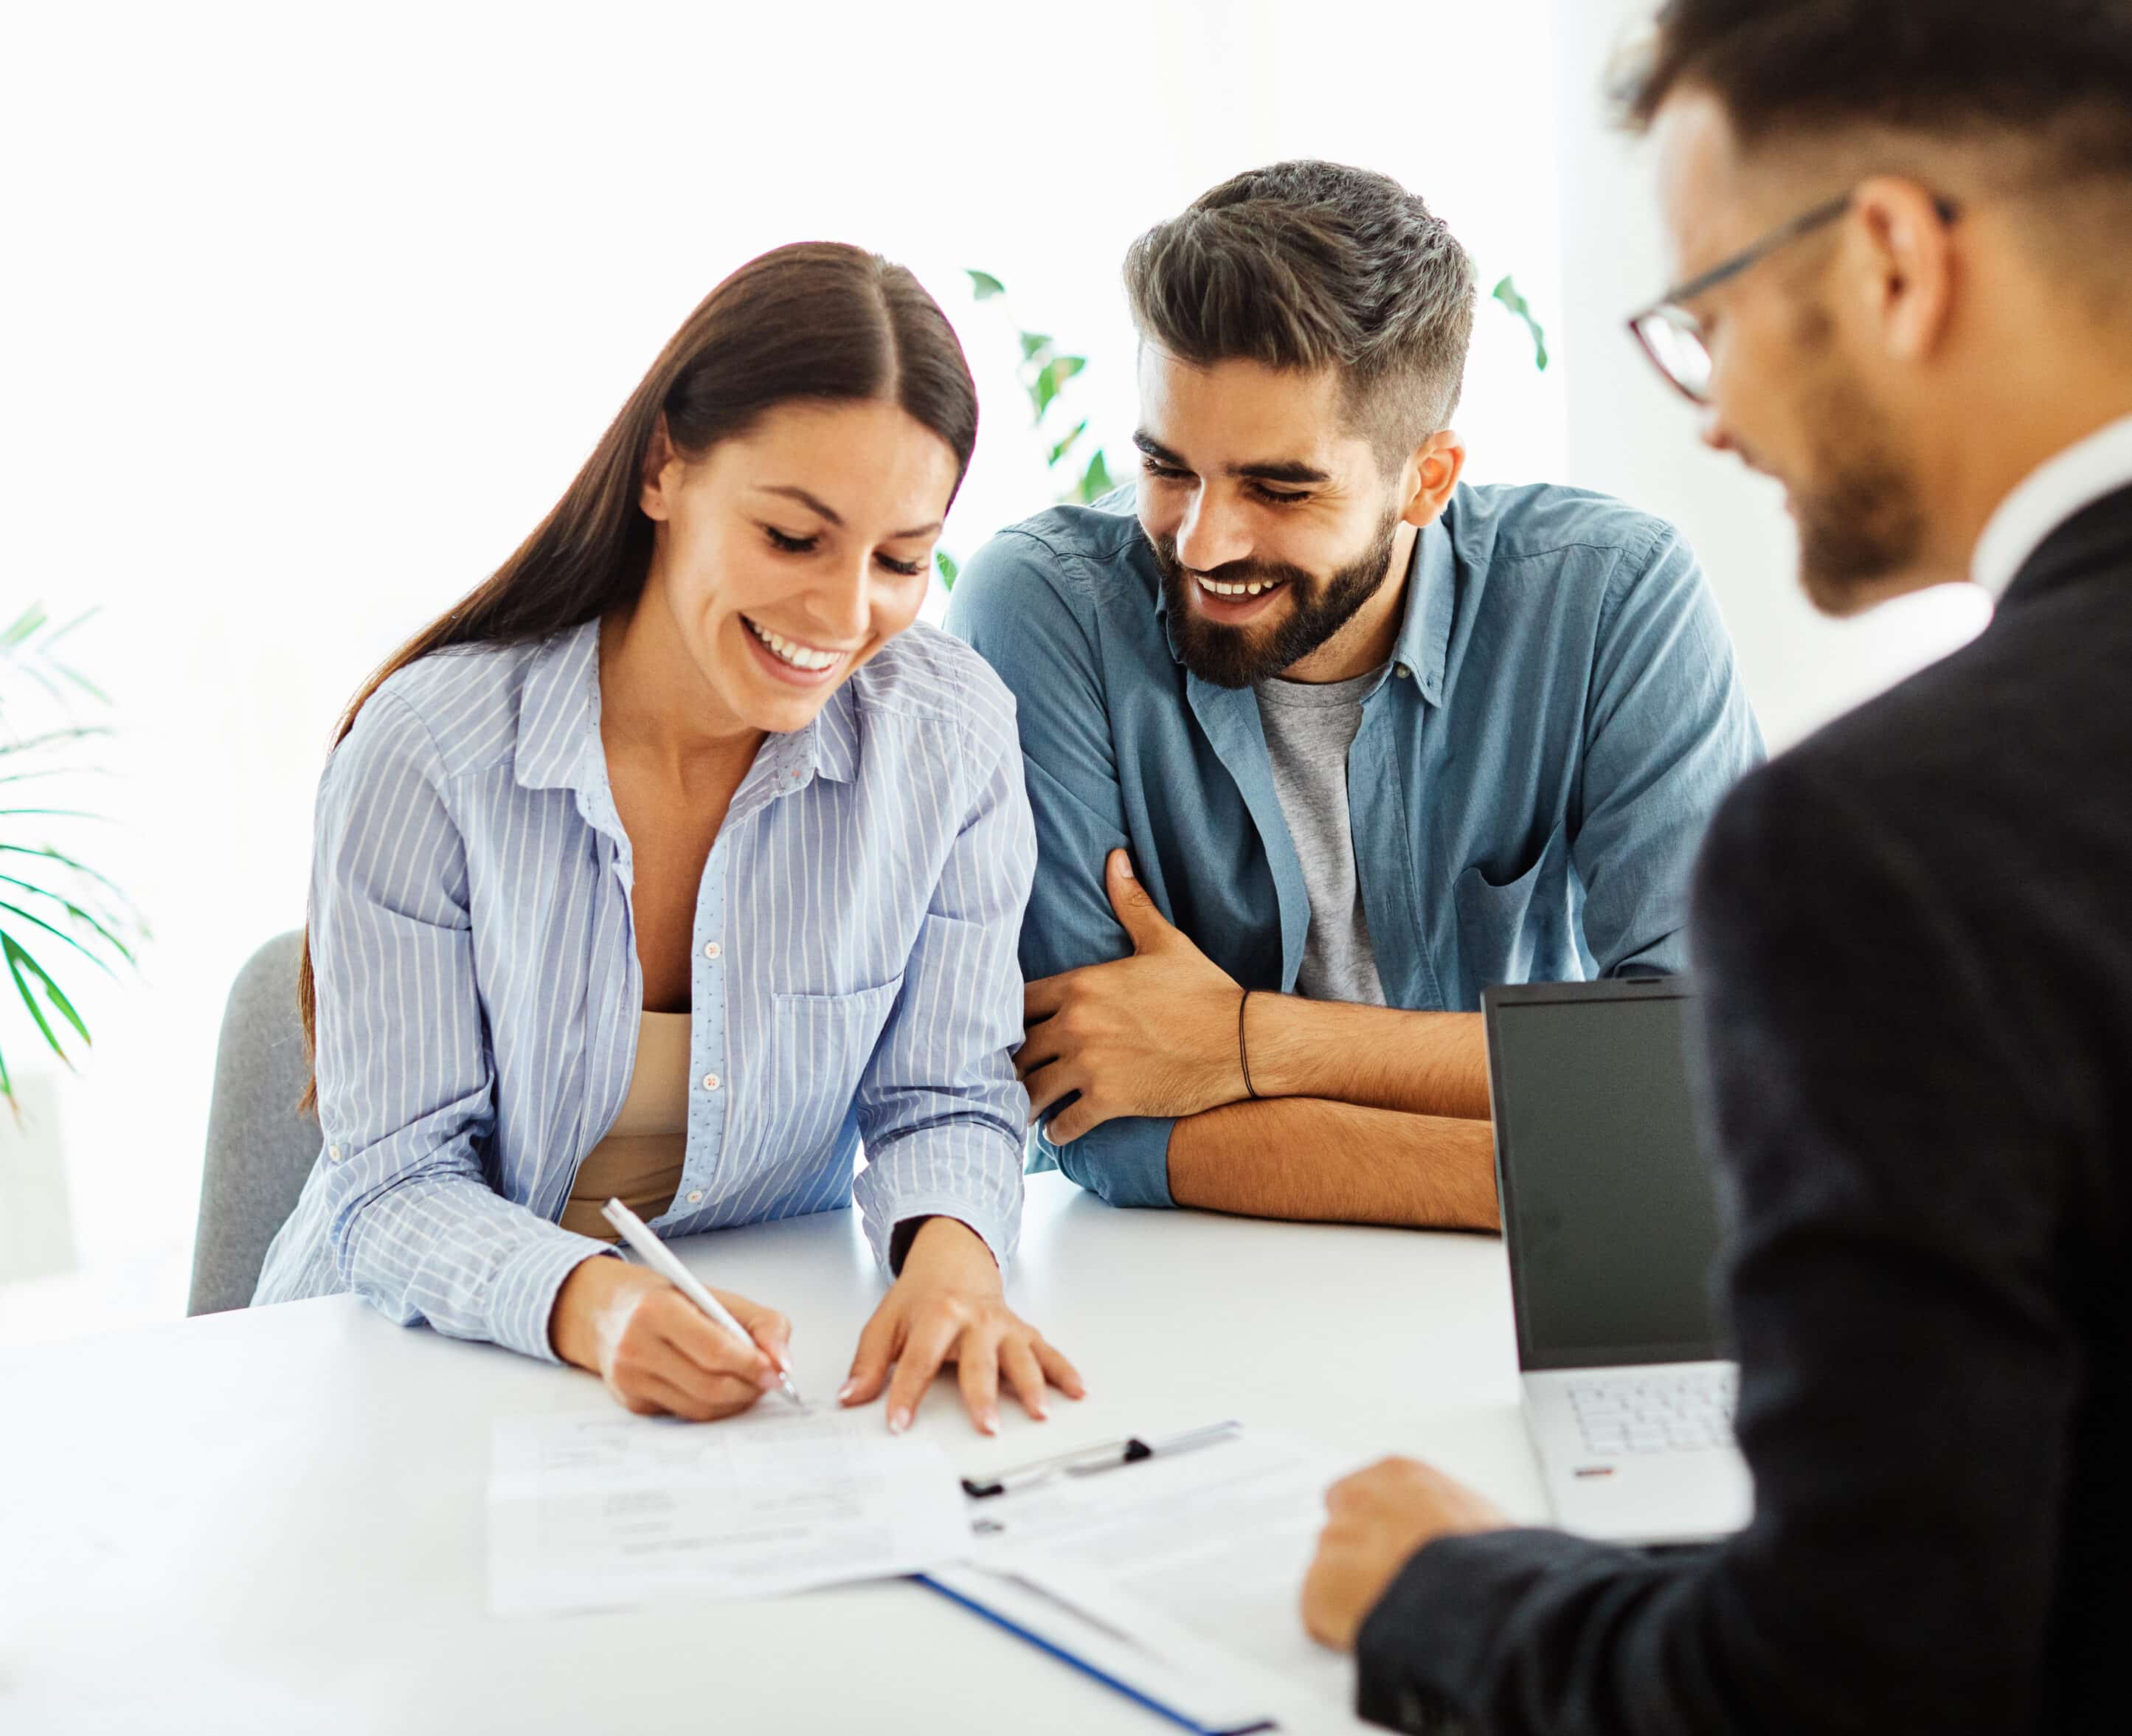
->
xmin=685 ymin=1189 xmax=705 ymax=1205
xmin=704 ymin=941 xmax=721 ymax=961
xmin=328 ymin=1144 xmax=344 ymax=1162
xmin=1394 ymin=663 xmax=1411 ymax=679
xmin=702 ymin=1073 xmax=721 ymax=1092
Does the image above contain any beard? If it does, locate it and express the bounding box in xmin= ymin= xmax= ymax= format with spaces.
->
xmin=1785 ymin=308 xmax=1929 ymax=616
xmin=1149 ymin=507 xmax=1402 ymax=688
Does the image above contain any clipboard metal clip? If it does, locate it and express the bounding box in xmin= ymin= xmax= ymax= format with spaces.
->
xmin=961 ymin=1419 xmax=1243 ymax=1499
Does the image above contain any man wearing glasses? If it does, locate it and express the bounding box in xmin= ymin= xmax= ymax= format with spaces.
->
xmin=1304 ymin=3 xmax=2132 ymax=1731
xmin=949 ymin=160 xmax=1761 ymax=1228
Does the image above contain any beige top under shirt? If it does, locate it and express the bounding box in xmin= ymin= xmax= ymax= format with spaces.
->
xmin=558 ymin=1011 xmax=691 ymax=1240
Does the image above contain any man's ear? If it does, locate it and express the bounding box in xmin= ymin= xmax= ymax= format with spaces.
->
xmin=1398 ymin=428 xmax=1467 ymax=530
xmin=1850 ymin=174 xmax=1959 ymax=368
xmin=640 ymin=414 xmax=679 ymax=522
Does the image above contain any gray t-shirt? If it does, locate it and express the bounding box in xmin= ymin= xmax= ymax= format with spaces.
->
xmin=1253 ymin=666 xmax=1388 ymax=1005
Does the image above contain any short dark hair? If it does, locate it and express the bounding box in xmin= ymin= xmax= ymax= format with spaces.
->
xmin=1620 ymin=0 xmax=2132 ymax=189
xmin=1123 ymin=161 xmax=1477 ymax=463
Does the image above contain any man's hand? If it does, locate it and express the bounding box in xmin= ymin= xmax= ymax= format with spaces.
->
xmin=1302 ymin=1457 xmax=1512 ymax=1651
xmin=839 ymin=1217 xmax=1085 ymax=1435
xmin=1018 ymin=849 xmax=1245 ymax=1141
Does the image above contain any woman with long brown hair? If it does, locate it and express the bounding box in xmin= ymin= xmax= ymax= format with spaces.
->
xmin=255 ymin=243 xmax=1081 ymax=1434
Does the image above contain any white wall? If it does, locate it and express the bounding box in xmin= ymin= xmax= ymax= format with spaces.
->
xmin=1550 ymin=0 xmax=1991 ymax=752
xmin=0 ymin=0 xmax=1565 ymax=1344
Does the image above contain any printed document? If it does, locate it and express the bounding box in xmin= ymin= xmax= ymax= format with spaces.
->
xmin=971 ymin=1428 xmax=1370 ymax=1709
xmin=488 ymin=1405 xmax=968 ymax=1616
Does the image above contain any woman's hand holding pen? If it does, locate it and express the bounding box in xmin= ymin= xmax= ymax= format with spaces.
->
xmin=550 ymin=1256 xmax=792 ymax=1422
xmin=840 ymin=1216 xmax=1085 ymax=1436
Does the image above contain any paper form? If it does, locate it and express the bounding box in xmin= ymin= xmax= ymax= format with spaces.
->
xmin=969 ymin=1429 xmax=1371 ymax=1709
xmin=487 ymin=1405 xmax=969 ymax=1616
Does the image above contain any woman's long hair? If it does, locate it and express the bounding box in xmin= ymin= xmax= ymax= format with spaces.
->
xmin=297 ymin=244 xmax=979 ymax=1109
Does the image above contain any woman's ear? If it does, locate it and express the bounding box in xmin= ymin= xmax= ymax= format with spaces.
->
xmin=1399 ymin=428 xmax=1467 ymax=530
xmin=640 ymin=415 xmax=678 ymax=521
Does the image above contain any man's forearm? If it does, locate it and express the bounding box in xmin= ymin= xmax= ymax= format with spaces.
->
xmin=1166 ymin=1097 xmax=1499 ymax=1230
xmin=1246 ymin=999 xmax=1492 ymax=1121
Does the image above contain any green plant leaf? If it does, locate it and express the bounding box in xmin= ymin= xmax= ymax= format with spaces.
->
xmin=2 ymin=933 xmax=86 ymax=1063
xmin=0 ymin=725 xmax=113 ymax=755
xmin=0 ymin=605 xmax=109 ymax=705
xmin=935 ymin=550 xmax=960 ymax=590
xmin=0 ymin=843 xmax=134 ymax=903
xmin=1077 ymin=449 xmax=1115 ymax=502
xmin=966 ymin=269 xmax=1007 ymax=301
xmin=48 ymin=663 xmax=110 ymax=705
xmin=0 ymin=901 xmax=118 ymax=981
xmin=1490 ymin=274 xmax=1550 ymax=373
xmin=1048 ymin=419 xmax=1089 ymax=467
xmin=1030 ymin=361 xmax=1061 ymax=421
xmin=0 ymin=600 xmax=135 ymax=1104
xmin=0 ymin=604 xmax=48 ymax=649
xmin=1031 ymin=353 xmax=1090 ymax=423
xmin=1018 ymin=331 xmax=1053 ymax=361
xmin=0 ymin=876 xmax=135 ymax=964
xmin=36 ymin=607 xmax=96 ymax=650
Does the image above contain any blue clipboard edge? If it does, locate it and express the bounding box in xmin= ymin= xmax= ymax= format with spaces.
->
xmin=913 ymin=1572 xmax=1278 ymax=1736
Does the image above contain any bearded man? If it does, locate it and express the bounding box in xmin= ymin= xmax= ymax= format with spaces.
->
xmin=948 ymin=159 xmax=1760 ymax=1225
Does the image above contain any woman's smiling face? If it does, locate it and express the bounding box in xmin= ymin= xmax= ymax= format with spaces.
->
xmin=637 ymin=397 xmax=961 ymax=736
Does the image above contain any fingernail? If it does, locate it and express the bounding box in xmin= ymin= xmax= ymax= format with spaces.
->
xmin=888 ymin=1408 xmax=910 ymax=1435
xmin=837 ymin=1379 xmax=857 ymax=1403
xmin=981 ymin=1408 xmax=999 ymax=1436
xmin=757 ymin=1367 xmax=779 ymax=1391
xmin=1114 ymin=851 xmax=1135 ymax=880
xmin=1034 ymin=1403 xmax=1050 ymax=1422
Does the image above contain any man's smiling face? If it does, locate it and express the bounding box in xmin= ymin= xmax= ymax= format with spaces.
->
xmin=1133 ymin=347 xmax=1405 ymax=687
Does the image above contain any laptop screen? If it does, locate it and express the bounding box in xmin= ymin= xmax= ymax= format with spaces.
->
xmin=1484 ymin=980 xmax=1726 ymax=1371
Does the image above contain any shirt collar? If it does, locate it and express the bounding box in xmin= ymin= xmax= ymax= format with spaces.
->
xmin=513 ymin=618 xmax=603 ymax=795
xmin=778 ymin=678 xmax=859 ymax=785
xmin=1971 ymin=412 xmax=2132 ymax=600
xmin=510 ymin=615 xmax=860 ymax=799
xmin=1392 ymin=514 xmax=1456 ymax=705
xmin=1151 ymin=511 xmax=1456 ymax=706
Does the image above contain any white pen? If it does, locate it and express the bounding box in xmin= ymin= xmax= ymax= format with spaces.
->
xmin=600 ymin=1197 xmax=805 ymax=1408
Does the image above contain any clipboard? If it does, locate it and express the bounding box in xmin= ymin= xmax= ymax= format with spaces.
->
xmin=918 ymin=1563 xmax=1279 ymax=1735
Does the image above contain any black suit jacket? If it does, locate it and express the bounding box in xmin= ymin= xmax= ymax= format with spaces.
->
xmin=1356 ymin=483 xmax=2132 ymax=1735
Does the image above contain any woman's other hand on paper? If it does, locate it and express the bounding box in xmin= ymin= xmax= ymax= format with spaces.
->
xmin=838 ymin=1215 xmax=1085 ymax=1436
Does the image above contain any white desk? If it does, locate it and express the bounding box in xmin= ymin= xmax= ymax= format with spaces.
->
xmin=0 ymin=1175 xmax=1546 ymax=1735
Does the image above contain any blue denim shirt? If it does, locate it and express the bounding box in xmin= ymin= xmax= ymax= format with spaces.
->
xmin=945 ymin=482 xmax=1762 ymax=1208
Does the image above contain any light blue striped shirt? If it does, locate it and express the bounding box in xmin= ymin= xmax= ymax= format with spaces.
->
xmin=254 ymin=618 xmax=1035 ymax=1362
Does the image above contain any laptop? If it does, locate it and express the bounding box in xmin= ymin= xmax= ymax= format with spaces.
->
xmin=1483 ymin=977 xmax=1752 ymax=1546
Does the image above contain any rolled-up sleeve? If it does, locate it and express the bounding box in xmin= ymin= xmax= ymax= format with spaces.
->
xmin=1574 ymin=524 xmax=1763 ymax=976
xmin=305 ymin=692 xmax=613 ymax=1360
xmin=946 ymin=532 xmax=1179 ymax=1209
xmin=852 ymin=719 xmax=1036 ymax=1271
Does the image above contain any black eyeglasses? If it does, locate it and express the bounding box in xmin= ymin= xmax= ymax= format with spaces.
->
xmin=1626 ymin=190 xmax=1960 ymax=405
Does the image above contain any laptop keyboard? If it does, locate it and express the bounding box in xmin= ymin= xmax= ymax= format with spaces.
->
xmin=1567 ymin=1368 xmax=1737 ymax=1456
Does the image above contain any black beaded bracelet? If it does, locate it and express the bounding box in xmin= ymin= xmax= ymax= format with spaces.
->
xmin=1239 ymin=988 xmax=1259 ymax=1099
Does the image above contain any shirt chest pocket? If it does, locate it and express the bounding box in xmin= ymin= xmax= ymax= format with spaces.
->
xmin=762 ymin=975 xmax=906 ymax=1158
xmin=1452 ymin=823 xmax=1575 ymax=999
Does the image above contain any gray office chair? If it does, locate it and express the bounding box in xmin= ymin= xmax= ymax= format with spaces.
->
xmin=187 ymin=930 xmax=320 ymax=1315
